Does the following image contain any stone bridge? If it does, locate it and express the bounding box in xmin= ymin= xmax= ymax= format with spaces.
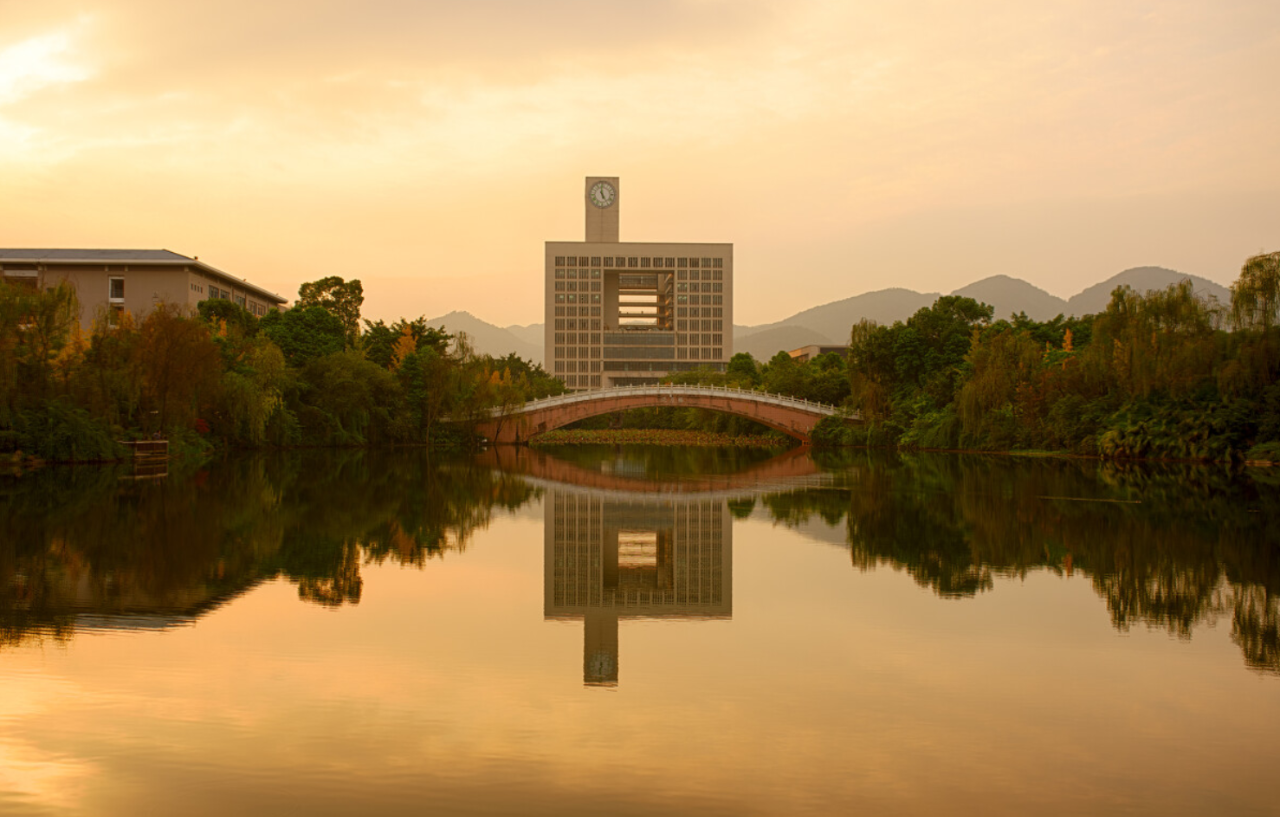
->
xmin=472 ymin=384 xmax=856 ymax=444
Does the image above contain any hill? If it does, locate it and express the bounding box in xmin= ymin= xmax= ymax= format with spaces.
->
xmin=423 ymin=311 xmax=542 ymax=363
xmin=1066 ymin=267 xmax=1231 ymax=315
xmin=951 ymin=275 xmax=1067 ymax=321
xmin=738 ymin=288 xmax=940 ymax=346
xmin=414 ymin=267 xmax=1233 ymax=367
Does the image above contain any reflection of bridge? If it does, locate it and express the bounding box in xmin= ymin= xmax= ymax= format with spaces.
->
xmin=477 ymin=444 xmax=827 ymax=496
xmin=474 ymin=385 xmax=855 ymax=444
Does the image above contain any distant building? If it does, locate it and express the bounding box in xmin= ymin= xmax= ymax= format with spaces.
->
xmin=788 ymin=344 xmax=849 ymax=363
xmin=545 ymin=177 xmax=733 ymax=390
xmin=0 ymin=249 xmax=287 ymax=329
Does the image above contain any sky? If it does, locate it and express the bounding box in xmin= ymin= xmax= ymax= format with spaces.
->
xmin=2 ymin=0 xmax=1278 ymax=327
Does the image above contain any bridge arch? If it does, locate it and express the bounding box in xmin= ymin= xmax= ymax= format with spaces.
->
xmin=472 ymin=385 xmax=853 ymax=444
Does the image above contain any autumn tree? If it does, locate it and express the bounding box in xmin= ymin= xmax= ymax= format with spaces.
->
xmin=137 ymin=306 xmax=223 ymax=432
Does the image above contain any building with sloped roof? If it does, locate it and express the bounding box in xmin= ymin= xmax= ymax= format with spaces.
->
xmin=0 ymin=249 xmax=287 ymax=329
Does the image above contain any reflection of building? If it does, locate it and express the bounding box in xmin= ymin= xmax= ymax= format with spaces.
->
xmin=544 ymin=177 xmax=734 ymax=390
xmin=545 ymin=488 xmax=731 ymax=685
xmin=0 ymin=249 xmax=287 ymax=329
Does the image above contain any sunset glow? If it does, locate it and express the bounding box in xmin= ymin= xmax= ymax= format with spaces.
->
xmin=3 ymin=1 xmax=1277 ymax=325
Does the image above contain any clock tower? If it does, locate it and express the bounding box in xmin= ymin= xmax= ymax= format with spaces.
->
xmin=585 ymin=176 xmax=619 ymax=243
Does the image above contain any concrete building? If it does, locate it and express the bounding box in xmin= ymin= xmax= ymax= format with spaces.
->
xmin=545 ymin=177 xmax=733 ymax=390
xmin=0 ymin=249 xmax=287 ymax=329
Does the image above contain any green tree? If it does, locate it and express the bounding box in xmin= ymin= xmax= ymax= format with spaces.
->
xmin=260 ymin=306 xmax=346 ymax=365
xmin=1232 ymin=251 xmax=1280 ymax=331
xmin=296 ymin=276 xmax=364 ymax=343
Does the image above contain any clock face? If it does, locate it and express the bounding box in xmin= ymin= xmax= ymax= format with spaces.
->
xmin=589 ymin=181 xmax=616 ymax=209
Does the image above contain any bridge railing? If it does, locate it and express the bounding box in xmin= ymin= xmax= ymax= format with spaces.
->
xmin=470 ymin=384 xmax=857 ymax=420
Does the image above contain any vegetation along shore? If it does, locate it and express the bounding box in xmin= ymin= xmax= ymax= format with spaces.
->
xmin=2 ymin=253 xmax=1277 ymax=465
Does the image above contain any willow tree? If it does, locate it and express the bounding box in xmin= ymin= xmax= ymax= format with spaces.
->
xmin=1232 ymin=251 xmax=1280 ymax=331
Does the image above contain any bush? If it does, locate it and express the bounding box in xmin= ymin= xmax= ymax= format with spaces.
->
xmin=16 ymin=401 xmax=120 ymax=462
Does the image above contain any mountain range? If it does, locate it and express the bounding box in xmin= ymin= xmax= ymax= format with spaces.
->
xmin=421 ymin=267 xmax=1232 ymax=366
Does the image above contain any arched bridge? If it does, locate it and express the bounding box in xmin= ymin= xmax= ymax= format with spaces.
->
xmin=473 ymin=385 xmax=857 ymax=444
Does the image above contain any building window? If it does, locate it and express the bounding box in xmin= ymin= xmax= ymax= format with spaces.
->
xmin=677 ymin=295 xmax=688 ymax=304
xmin=677 ymin=348 xmax=688 ymax=359
xmin=555 ymin=269 xmax=565 ymax=278
xmin=713 ymin=270 xmax=723 ymax=280
xmin=702 ymin=258 xmax=712 ymax=267
xmin=713 ymin=347 xmax=722 ymax=358
xmin=108 ymin=304 xmax=124 ymax=327
xmin=665 ymin=258 xmax=675 ymax=268
xmin=590 ymin=257 xmax=601 ymax=266
xmin=566 ymin=257 xmax=577 ymax=267
xmin=713 ymin=334 xmax=723 ymax=345
xmin=677 ymin=334 xmax=687 ymax=345
xmin=627 ymin=257 xmax=638 ymax=268
xmin=591 ymin=294 xmax=601 ymax=303
xmin=689 ymin=258 xmax=700 ymax=268
xmin=555 ymin=294 xmax=565 ymax=303
xmin=713 ymin=283 xmax=723 ymax=293
xmin=701 ymin=347 xmax=712 ymax=359
xmin=591 ymin=269 xmax=601 ymax=278
xmin=591 ymin=281 xmax=601 ymax=292
xmin=713 ymin=307 xmax=722 ymax=317
xmin=555 ymin=281 xmax=565 ymax=291
xmin=108 ymin=276 xmax=125 ymax=302
xmin=614 ymin=256 xmax=625 ymax=267
xmin=712 ymin=295 xmax=722 ymax=305
xmin=603 ymin=257 xmax=614 ymax=268
xmin=713 ymin=320 xmax=722 ymax=331
xmin=591 ymin=307 xmax=601 ymax=316
xmin=640 ymin=257 xmax=651 ymax=268
xmin=555 ymin=307 xmax=565 ymax=316
xmin=677 ymin=320 xmax=687 ymax=331
xmin=555 ymin=256 xmax=565 ymax=265
xmin=678 ymin=257 xmax=688 ymax=267
xmin=714 ymin=258 xmax=723 ymax=268
xmin=690 ymin=270 xmax=700 ymax=281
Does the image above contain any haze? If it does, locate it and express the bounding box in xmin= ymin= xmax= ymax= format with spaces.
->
xmin=2 ymin=0 xmax=1277 ymax=326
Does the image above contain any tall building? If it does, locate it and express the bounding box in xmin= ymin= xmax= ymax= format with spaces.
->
xmin=545 ymin=177 xmax=733 ymax=390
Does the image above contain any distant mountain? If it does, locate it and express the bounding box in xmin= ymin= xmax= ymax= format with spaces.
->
xmin=430 ymin=267 xmax=1232 ymax=367
xmin=424 ymin=311 xmax=542 ymax=363
xmin=504 ymin=323 xmax=545 ymax=348
xmin=951 ymin=275 xmax=1067 ymax=322
xmin=1066 ymin=267 xmax=1231 ymax=316
xmin=737 ymin=288 xmax=940 ymax=347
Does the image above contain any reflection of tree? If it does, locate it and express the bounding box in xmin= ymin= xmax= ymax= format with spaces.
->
xmin=757 ymin=451 xmax=1280 ymax=673
xmin=0 ymin=450 xmax=539 ymax=645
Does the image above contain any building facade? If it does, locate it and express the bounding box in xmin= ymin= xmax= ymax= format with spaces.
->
xmin=0 ymin=249 xmax=287 ymax=329
xmin=544 ymin=177 xmax=733 ymax=390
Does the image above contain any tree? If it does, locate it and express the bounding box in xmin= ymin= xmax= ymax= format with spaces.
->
xmin=1232 ymin=251 xmax=1280 ymax=331
xmin=137 ymin=305 xmax=222 ymax=432
xmin=726 ymin=352 xmax=761 ymax=387
xmin=260 ymin=306 xmax=346 ymax=365
xmin=296 ymin=276 xmax=364 ymax=343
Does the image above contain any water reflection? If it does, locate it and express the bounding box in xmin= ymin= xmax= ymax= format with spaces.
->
xmin=544 ymin=487 xmax=731 ymax=685
xmin=2 ymin=447 xmax=1277 ymax=677
xmin=0 ymin=452 xmax=534 ymax=649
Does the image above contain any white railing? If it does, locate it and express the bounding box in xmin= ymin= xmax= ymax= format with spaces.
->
xmin=472 ymin=384 xmax=856 ymax=420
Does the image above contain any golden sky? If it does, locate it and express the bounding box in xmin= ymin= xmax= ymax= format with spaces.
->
xmin=2 ymin=0 xmax=1277 ymax=326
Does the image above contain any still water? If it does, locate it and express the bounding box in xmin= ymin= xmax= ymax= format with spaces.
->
xmin=2 ymin=447 xmax=1277 ymax=816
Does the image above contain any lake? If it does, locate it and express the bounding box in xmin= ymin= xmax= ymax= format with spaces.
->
xmin=2 ymin=447 xmax=1277 ymax=816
